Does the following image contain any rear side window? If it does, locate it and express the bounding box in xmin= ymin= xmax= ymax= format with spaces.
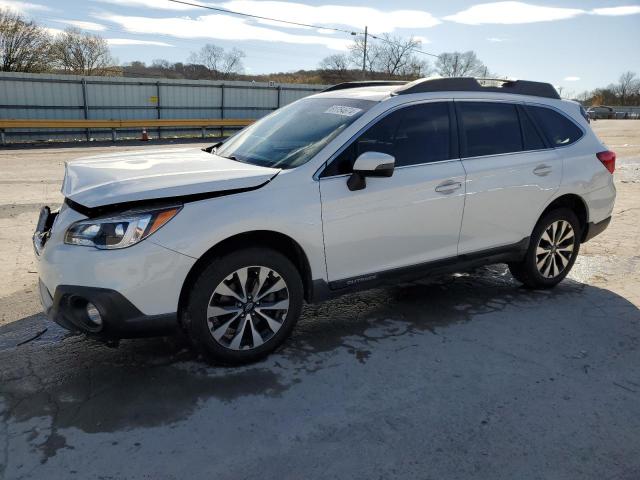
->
xmin=458 ymin=102 xmax=522 ymax=157
xmin=321 ymin=102 xmax=452 ymax=177
xmin=527 ymin=105 xmax=583 ymax=146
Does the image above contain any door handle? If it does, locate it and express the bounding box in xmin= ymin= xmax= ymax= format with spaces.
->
xmin=435 ymin=180 xmax=462 ymax=194
xmin=533 ymin=164 xmax=552 ymax=176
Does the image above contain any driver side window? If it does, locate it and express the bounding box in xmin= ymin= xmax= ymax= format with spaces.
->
xmin=321 ymin=102 xmax=452 ymax=177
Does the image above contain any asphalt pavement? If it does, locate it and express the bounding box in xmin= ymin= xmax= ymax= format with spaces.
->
xmin=1 ymin=122 xmax=639 ymax=479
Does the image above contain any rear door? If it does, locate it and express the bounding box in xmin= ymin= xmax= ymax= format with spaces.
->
xmin=456 ymin=100 xmax=562 ymax=254
xmin=319 ymin=101 xmax=467 ymax=284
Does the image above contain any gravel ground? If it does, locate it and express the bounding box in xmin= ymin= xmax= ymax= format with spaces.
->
xmin=0 ymin=122 xmax=639 ymax=480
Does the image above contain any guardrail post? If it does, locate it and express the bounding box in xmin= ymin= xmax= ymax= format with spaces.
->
xmin=156 ymin=81 xmax=162 ymax=140
xmin=81 ymin=78 xmax=90 ymax=141
xmin=201 ymin=127 xmax=206 ymax=139
xmin=277 ymin=85 xmax=281 ymax=109
xmin=111 ymin=128 xmax=116 ymax=142
xmin=220 ymin=83 xmax=225 ymax=139
xmin=1 ymin=129 xmax=5 ymax=146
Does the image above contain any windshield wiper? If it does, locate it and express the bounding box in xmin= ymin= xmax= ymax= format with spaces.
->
xmin=201 ymin=141 xmax=223 ymax=154
xmin=202 ymin=143 xmax=246 ymax=163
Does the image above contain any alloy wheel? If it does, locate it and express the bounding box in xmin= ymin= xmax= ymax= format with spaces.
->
xmin=535 ymin=220 xmax=576 ymax=279
xmin=206 ymin=266 xmax=290 ymax=350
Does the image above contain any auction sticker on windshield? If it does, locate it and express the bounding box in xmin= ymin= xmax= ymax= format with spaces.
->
xmin=324 ymin=105 xmax=363 ymax=117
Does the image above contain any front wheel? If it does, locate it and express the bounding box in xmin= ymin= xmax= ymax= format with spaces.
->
xmin=508 ymin=208 xmax=581 ymax=289
xmin=184 ymin=248 xmax=303 ymax=364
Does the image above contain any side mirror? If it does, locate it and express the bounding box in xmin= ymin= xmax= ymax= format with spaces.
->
xmin=347 ymin=151 xmax=395 ymax=191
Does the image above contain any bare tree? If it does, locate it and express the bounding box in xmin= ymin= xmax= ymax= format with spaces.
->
xmin=189 ymin=43 xmax=245 ymax=78
xmin=0 ymin=8 xmax=52 ymax=72
xmin=436 ymin=51 xmax=487 ymax=77
xmin=318 ymin=53 xmax=353 ymax=82
xmin=372 ymin=35 xmax=428 ymax=76
xmin=575 ymin=91 xmax=591 ymax=103
xmin=319 ymin=53 xmax=349 ymax=72
xmin=612 ymin=71 xmax=639 ymax=105
xmin=349 ymin=36 xmax=379 ymax=73
xmin=151 ymin=58 xmax=171 ymax=69
xmin=221 ymin=47 xmax=245 ymax=76
xmin=346 ymin=34 xmax=429 ymax=78
xmin=189 ymin=44 xmax=224 ymax=72
xmin=51 ymin=28 xmax=118 ymax=75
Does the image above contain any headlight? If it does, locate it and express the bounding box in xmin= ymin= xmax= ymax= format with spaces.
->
xmin=64 ymin=205 xmax=181 ymax=249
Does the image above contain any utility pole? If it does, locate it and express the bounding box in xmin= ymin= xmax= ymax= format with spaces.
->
xmin=362 ymin=26 xmax=368 ymax=79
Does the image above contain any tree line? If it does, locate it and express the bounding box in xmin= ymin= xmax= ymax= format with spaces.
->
xmin=1 ymin=7 xmax=638 ymax=105
xmin=572 ymin=72 xmax=640 ymax=107
xmin=319 ymin=38 xmax=490 ymax=82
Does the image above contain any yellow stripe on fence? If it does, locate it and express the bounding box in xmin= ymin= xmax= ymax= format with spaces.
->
xmin=0 ymin=118 xmax=255 ymax=129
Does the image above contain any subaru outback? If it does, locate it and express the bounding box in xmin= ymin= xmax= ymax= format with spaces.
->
xmin=34 ymin=77 xmax=616 ymax=363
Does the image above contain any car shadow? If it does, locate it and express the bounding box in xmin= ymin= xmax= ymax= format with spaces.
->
xmin=1 ymin=264 xmax=638 ymax=463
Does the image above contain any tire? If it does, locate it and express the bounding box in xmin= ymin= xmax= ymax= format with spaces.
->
xmin=184 ymin=248 xmax=303 ymax=364
xmin=508 ymin=208 xmax=582 ymax=289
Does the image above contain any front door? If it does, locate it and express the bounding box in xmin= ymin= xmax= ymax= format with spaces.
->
xmin=319 ymin=101 xmax=467 ymax=284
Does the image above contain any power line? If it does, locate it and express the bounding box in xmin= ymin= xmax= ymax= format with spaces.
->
xmin=166 ymin=0 xmax=442 ymax=59
xmin=368 ymin=34 xmax=441 ymax=59
xmin=166 ymin=0 xmax=358 ymax=35
xmin=39 ymin=0 xmax=443 ymax=68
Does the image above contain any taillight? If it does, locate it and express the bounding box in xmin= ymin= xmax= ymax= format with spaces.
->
xmin=596 ymin=150 xmax=616 ymax=174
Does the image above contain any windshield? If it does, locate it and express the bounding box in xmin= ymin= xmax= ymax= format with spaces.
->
xmin=215 ymin=97 xmax=375 ymax=169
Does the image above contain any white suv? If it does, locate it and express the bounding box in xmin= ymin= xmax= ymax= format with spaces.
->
xmin=34 ymin=78 xmax=616 ymax=363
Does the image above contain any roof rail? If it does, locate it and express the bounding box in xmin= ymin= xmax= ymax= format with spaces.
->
xmin=322 ymin=80 xmax=408 ymax=92
xmin=393 ymin=77 xmax=560 ymax=99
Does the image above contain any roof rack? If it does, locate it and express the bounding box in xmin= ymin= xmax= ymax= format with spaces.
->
xmin=393 ymin=77 xmax=560 ymax=99
xmin=322 ymin=80 xmax=408 ymax=93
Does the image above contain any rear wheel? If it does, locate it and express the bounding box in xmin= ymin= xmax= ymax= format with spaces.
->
xmin=184 ymin=248 xmax=303 ymax=364
xmin=508 ymin=208 xmax=581 ymax=289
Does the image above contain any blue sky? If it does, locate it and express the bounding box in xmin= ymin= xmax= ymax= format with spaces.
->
xmin=4 ymin=0 xmax=640 ymax=93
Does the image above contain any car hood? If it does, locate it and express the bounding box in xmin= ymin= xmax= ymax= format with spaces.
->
xmin=62 ymin=148 xmax=280 ymax=208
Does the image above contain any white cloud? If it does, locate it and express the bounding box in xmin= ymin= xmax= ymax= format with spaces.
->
xmin=107 ymin=38 xmax=174 ymax=46
xmin=564 ymin=76 xmax=580 ymax=81
xmin=0 ymin=0 xmax=49 ymax=13
xmin=56 ymin=20 xmax=107 ymax=31
xmin=487 ymin=37 xmax=507 ymax=42
xmin=44 ymin=27 xmax=65 ymax=36
xmin=591 ymin=6 xmax=640 ymax=16
xmin=95 ymin=1 xmax=440 ymax=33
xmin=99 ymin=12 xmax=355 ymax=50
xmin=445 ymin=1 xmax=640 ymax=25
xmin=413 ymin=36 xmax=430 ymax=45
xmin=93 ymin=0 xmax=206 ymax=10
xmin=255 ymin=18 xmax=311 ymax=30
xmin=444 ymin=2 xmax=583 ymax=25
xmin=94 ymin=2 xmax=441 ymax=52
xmin=219 ymin=1 xmax=441 ymax=33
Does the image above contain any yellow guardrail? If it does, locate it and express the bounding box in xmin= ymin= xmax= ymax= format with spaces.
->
xmin=0 ymin=118 xmax=255 ymax=144
xmin=0 ymin=118 xmax=254 ymax=129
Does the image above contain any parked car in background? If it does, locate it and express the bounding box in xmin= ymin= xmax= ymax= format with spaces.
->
xmin=587 ymin=105 xmax=615 ymax=120
xmin=34 ymin=77 xmax=617 ymax=364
